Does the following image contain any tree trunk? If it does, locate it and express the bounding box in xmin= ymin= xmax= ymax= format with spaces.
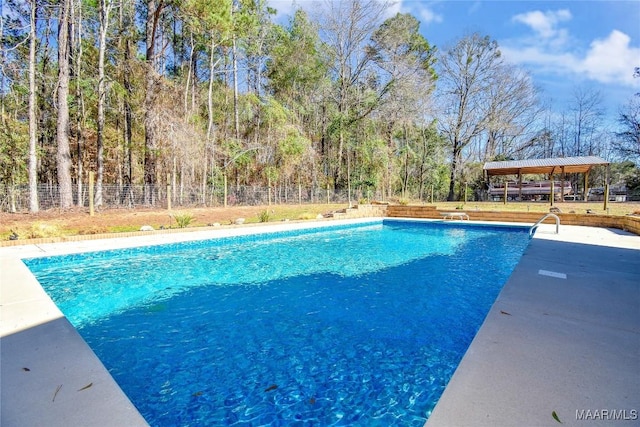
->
xmin=28 ymin=0 xmax=39 ymax=212
xmin=447 ymin=145 xmax=461 ymax=201
xmin=232 ymin=35 xmax=240 ymax=140
xmin=56 ymin=0 xmax=73 ymax=209
xmin=74 ymin=0 xmax=85 ymax=207
xmin=207 ymin=36 xmax=218 ymax=163
xmin=96 ymin=0 xmax=112 ymax=207
xmin=124 ymin=39 xmax=133 ymax=189
xmin=184 ymin=32 xmax=194 ymax=115
xmin=143 ymin=0 xmax=164 ymax=205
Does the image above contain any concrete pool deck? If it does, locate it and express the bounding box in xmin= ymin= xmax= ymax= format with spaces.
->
xmin=1 ymin=218 xmax=638 ymax=426
xmin=427 ymin=223 xmax=640 ymax=426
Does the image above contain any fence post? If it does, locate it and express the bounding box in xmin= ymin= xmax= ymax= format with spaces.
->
xmin=167 ymin=174 xmax=171 ymax=211
xmin=89 ymin=171 xmax=95 ymax=216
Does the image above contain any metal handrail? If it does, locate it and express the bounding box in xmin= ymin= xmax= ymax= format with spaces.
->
xmin=529 ymin=213 xmax=560 ymax=238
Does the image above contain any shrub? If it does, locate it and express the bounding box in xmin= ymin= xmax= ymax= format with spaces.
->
xmin=259 ymin=210 xmax=271 ymax=223
xmin=172 ymin=212 xmax=194 ymax=228
xmin=28 ymin=222 xmax=62 ymax=238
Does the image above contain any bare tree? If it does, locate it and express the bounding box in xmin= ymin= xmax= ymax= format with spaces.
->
xmin=28 ymin=0 xmax=39 ymax=212
xmin=317 ymin=0 xmax=389 ymax=195
xmin=613 ymin=98 xmax=640 ymax=161
xmin=56 ymin=0 xmax=73 ymax=208
xmin=143 ymin=0 xmax=165 ymax=205
xmin=95 ymin=0 xmax=114 ymax=207
xmin=569 ymin=86 xmax=604 ymax=157
xmin=437 ymin=33 xmax=502 ymax=200
xmin=72 ymin=0 xmax=85 ymax=207
xmin=483 ymin=64 xmax=540 ymax=161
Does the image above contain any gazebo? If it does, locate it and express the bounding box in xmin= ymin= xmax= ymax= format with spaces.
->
xmin=483 ymin=156 xmax=611 ymax=208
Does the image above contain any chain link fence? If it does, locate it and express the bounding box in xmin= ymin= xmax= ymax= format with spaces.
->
xmin=0 ymin=183 xmax=386 ymax=213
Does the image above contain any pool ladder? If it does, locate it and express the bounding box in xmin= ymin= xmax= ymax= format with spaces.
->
xmin=529 ymin=213 xmax=560 ymax=238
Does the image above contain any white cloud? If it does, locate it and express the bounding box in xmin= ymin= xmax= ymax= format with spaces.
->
xmin=418 ymin=7 xmax=443 ymax=25
xmin=512 ymin=9 xmax=571 ymax=40
xmin=501 ymin=29 xmax=640 ymax=89
xmin=505 ymin=8 xmax=640 ymax=90
xmin=391 ymin=0 xmax=442 ymax=26
xmin=580 ymin=30 xmax=640 ymax=86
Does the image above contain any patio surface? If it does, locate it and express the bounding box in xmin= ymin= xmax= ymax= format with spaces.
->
xmin=1 ymin=218 xmax=638 ymax=426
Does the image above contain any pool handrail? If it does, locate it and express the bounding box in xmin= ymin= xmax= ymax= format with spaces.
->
xmin=529 ymin=213 xmax=560 ymax=238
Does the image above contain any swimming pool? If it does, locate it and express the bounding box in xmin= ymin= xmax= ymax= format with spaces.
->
xmin=25 ymin=220 xmax=530 ymax=426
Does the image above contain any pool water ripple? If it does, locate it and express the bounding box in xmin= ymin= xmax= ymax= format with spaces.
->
xmin=25 ymin=220 xmax=530 ymax=426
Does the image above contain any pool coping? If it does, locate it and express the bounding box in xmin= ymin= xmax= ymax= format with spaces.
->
xmin=1 ymin=217 xmax=639 ymax=426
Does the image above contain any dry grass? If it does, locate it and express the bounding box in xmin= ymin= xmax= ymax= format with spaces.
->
xmin=1 ymin=201 xmax=637 ymax=242
xmin=0 ymin=204 xmax=346 ymax=241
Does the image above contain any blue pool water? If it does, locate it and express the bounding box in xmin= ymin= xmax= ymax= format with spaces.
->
xmin=25 ymin=220 xmax=530 ymax=426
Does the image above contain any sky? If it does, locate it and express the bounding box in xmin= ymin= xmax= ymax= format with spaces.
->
xmin=269 ymin=0 xmax=640 ymax=125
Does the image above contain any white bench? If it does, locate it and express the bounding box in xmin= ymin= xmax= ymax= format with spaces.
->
xmin=440 ymin=212 xmax=469 ymax=220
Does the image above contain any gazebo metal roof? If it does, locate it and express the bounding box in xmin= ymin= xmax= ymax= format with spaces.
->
xmin=483 ymin=156 xmax=609 ymax=176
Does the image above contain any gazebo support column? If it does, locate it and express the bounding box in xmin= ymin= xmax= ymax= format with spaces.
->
xmin=561 ymin=166 xmax=565 ymax=203
xmin=518 ymin=170 xmax=523 ymax=201
xmin=584 ymin=169 xmax=590 ymax=202
xmin=549 ymin=167 xmax=557 ymax=207
xmin=603 ymin=164 xmax=610 ymax=211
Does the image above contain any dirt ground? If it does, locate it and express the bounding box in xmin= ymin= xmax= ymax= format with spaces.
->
xmin=0 ymin=204 xmax=347 ymax=241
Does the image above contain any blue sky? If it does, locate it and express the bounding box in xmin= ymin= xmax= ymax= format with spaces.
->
xmin=270 ymin=0 xmax=640 ymax=124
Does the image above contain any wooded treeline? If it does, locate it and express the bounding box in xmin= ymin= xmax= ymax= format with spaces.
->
xmin=1 ymin=0 xmax=638 ymax=212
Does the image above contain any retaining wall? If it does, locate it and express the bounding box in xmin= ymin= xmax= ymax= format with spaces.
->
xmin=386 ymin=205 xmax=640 ymax=235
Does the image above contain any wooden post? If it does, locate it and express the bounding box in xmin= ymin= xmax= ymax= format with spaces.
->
xmin=560 ymin=166 xmax=565 ymax=203
xmin=603 ymin=164 xmax=610 ymax=210
xmin=550 ymin=179 xmax=554 ymax=207
xmin=584 ymin=169 xmax=590 ymax=202
xmin=224 ymin=173 xmax=228 ymax=208
xmin=166 ymin=174 xmax=171 ymax=211
xmin=518 ymin=171 xmax=522 ymax=201
xmin=503 ymin=183 xmax=508 ymax=205
xmin=89 ymin=171 xmax=94 ymax=216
